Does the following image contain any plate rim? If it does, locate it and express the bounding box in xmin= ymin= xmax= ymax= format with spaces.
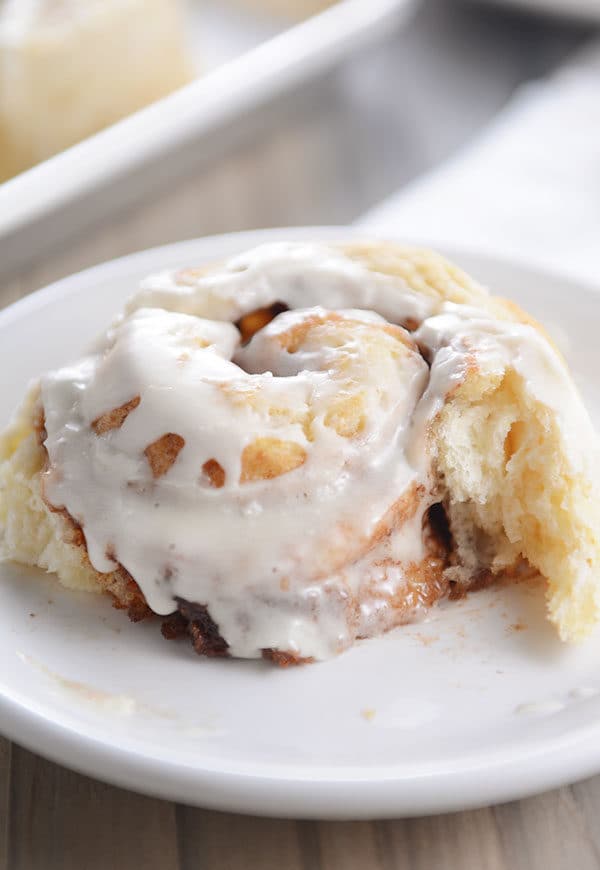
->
xmin=2 ymin=225 xmax=600 ymax=817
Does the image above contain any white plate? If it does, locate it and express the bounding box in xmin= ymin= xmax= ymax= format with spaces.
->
xmin=0 ymin=0 xmax=412 ymax=249
xmin=2 ymin=227 xmax=600 ymax=819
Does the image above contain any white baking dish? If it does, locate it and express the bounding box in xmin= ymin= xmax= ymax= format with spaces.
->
xmin=0 ymin=0 xmax=414 ymax=247
xmin=472 ymin=0 xmax=600 ymax=20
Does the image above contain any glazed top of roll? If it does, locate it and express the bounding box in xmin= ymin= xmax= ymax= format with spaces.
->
xmin=39 ymin=242 xmax=599 ymax=658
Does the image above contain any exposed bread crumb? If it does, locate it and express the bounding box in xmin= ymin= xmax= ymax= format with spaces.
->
xmin=414 ymin=632 xmax=438 ymax=647
xmin=240 ymin=438 xmax=306 ymax=483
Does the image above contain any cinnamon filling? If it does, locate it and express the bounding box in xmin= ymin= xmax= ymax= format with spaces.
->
xmin=92 ymin=396 xmax=141 ymax=435
xmin=201 ymin=458 xmax=226 ymax=489
xmin=236 ymin=301 xmax=289 ymax=345
xmin=161 ymin=600 xmax=230 ymax=658
xmin=144 ymin=433 xmax=185 ymax=479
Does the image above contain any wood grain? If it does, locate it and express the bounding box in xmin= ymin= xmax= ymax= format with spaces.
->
xmin=0 ymin=1 xmax=595 ymax=866
xmin=5 ymin=747 xmax=178 ymax=870
xmin=177 ymin=809 xmax=311 ymax=870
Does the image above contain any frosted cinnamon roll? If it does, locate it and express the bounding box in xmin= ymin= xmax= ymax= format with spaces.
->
xmin=2 ymin=241 xmax=600 ymax=662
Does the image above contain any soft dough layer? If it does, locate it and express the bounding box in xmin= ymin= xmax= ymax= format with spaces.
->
xmin=1 ymin=241 xmax=599 ymax=660
xmin=0 ymin=387 xmax=153 ymax=619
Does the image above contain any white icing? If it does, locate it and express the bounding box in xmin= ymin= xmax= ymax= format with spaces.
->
xmin=39 ymin=242 xmax=592 ymax=660
xmin=130 ymin=242 xmax=436 ymax=327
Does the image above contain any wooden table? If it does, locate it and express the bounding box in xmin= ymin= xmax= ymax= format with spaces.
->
xmin=1 ymin=2 xmax=598 ymax=866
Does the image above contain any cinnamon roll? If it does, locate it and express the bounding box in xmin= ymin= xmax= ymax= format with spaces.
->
xmin=0 ymin=0 xmax=192 ymax=182
xmin=2 ymin=241 xmax=599 ymax=662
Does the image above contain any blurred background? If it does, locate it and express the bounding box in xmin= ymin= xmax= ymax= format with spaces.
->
xmin=0 ymin=0 xmax=597 ymax=282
